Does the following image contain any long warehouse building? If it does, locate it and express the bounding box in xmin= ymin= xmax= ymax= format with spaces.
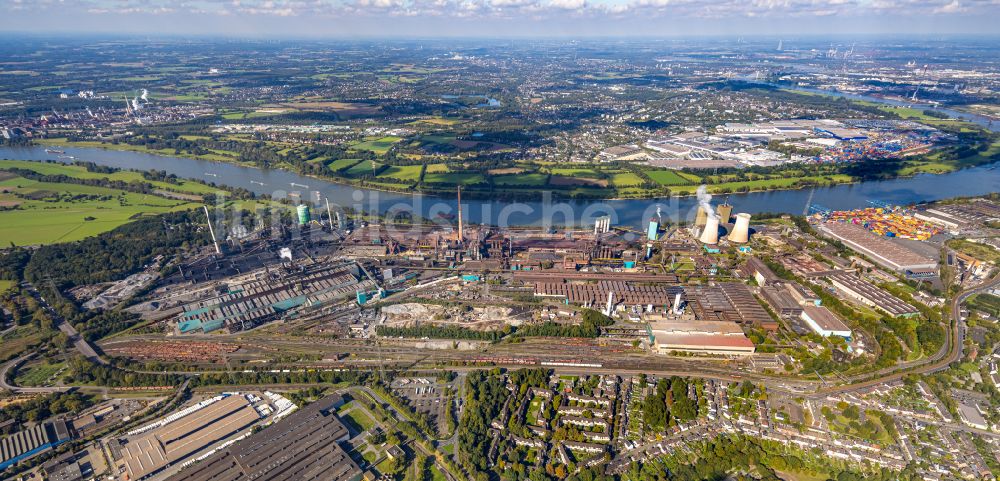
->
xmin=816 ymin=222 xmax=937 ymax=274
xmin=828 ymin=274 xmax=920 ymax=317
xmin=0 ymin=421 xmax=72 ymax=472
xmin=167 ymin=394 xmax=361 ymax=481
xmin=800 ymin=305 xmax=852 ymax=338
xmin=649 ymin=320 xmax=756 ymax=356
xmin=119 ymin=395 xmax=260 ymax=480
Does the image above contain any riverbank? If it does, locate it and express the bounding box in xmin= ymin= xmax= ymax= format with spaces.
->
xmin=3 ymin=144 xmax=998 ymax=227
xmin=33 ymin=137 xmax=991 ymax=202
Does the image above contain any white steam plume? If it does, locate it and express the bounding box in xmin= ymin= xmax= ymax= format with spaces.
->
xmin=140 ymin=89 xmax=149 ymax=102
xmin=696 ymin=185 xmax=718 ymax=220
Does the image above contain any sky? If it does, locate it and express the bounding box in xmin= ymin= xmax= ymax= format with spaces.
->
xmin=2 ymin=0 xmax=1000 ymax=37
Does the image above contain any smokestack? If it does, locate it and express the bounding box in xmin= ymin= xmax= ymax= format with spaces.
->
xmin=673 ymin=292 xmax=683 ymax=314
xmin=203 ymin=205 xmax=221 ymax=254
xmin=457 ymin=186 xmax=464 ymax=243
xmin=729 ymin=213 xmax=752 ymax=243
xmin=605 ymin=291 xmax=614 ymax=316
xmin=699 ymin=216 xmax=720 ymax=245
xmin=325 ymin=197 xmax=334 ymax=229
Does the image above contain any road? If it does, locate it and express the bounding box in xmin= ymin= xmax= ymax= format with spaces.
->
xmin=23 ymin=282 xmax=107 ymax=365
xmin=810 ymin=273 xmax=1000 ymax=397
xmin=0 ymin=354 xmax=72 ymax=394
xmin=20 ymin=271 xmax=993 ymax=402
xmin=352 ymin=386 xmax=466 ymax=481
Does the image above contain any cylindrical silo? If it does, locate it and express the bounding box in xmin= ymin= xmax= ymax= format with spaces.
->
xmin=297 ymin=204 xmax=311 ymax=225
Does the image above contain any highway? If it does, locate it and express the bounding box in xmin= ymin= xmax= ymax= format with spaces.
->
xmin=808 ymin=273 xmax=1000 ymax=397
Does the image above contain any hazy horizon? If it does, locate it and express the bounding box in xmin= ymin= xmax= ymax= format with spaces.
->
xmin=3 ymin=0 xmax=1000 ymax=38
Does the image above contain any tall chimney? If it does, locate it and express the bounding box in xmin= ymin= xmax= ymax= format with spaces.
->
xmin=699 ymin=216 xmax=720 ymax=245
xmin=203 ymin=205 xmax=221 ymax=254
xmin=457 ymin=185 xmax=464 ymax=243
xmin=325 ymin=197 xmax=334 ymax=228
xmin=729 ymin=213 xmax=752 ymax=243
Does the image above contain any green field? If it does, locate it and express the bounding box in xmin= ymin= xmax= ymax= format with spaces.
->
xmin=345 ymin=160 xmax=382 ymax=177
xmin=645 ymin=169 xmax=694 ymax=186
xmin=0 ymin=280 xmax=14 ymax=293
xmin=423 ymin=172 xmax=484 ymax=185
xmin=342 ymin=408 xmax=375 ymax=432
xmin=37 ymin=138 xmax=239 ymax=164
xmin=671 ymin=174 xmax=854 ymax=195
xmin=493 ymin=173 xmax=548 ymax=186
xmin=14 ymin=361 xmax=65 ymax=387
xmin=897 ymin=162 xmax=955 ymax=176
xmin=351 ymin=136 xmax=403 ymax=155
xmin=611 ymin=172 xmax=645 ymax=187
xmin=968 ymin=293 xmax=1000 ymax=317
xmin=0 ymin=326 xmax=47 ymax=361
xmin=327 ymin=158 xmax=362 ymax=172
xmin=429 ymin=464 xmax=448 ymax=481
xmin=948 ymin=238 xmax=1000 ymax=263
xmin=549 ymin=167 xmax=599 ymax=177
xmin=0 ymin=159 xmax=216 ymax=195
xmin=378 ymin=164 xmax=423 ymax=181
xmin=0 ymin=175 xmax=201 ymax=246
xmin=425 ymin=163 xmax=449 ymax=173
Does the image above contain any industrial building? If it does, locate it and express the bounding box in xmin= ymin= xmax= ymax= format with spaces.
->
xmin=800 ymin=305 xmax=852 ymax=338
xmin=649 ymin=320 xmax=756 ymax=356
xmin=118 ymin=394 xmax=261 ymax=480
xmin=167 ymin=394 xmax=361 ymax=481
xmin=0 ymin=421 xmax=72 ymax=472
xmin=817 ymin=222 xmax=937 ymax=274
xmin=685 ymin=284 xmax=777 ymax=331
xmin=759 ymin=285 xmax=804 ymax=318
xmin=828 ymin=274 xmax=920 ymax=317
xmin=176 ymin=262 xmax=374 ymax=334
xmin=533 ymin=280 xmax=682 ymax=313
xmin=741 ymin=257 xmax=781 ymax=286
xmin=957 ymin=403 xmax=990 ymax=431
xmin=916 ymin=201 xmax=1000 ymax=230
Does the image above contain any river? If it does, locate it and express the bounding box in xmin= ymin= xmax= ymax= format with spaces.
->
xmin=758 ymin=82 xmax=1000 ymax=133
xmin=3 ymin=145 xmax=997 ymax=229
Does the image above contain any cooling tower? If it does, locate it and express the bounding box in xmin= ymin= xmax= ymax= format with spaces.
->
xmin=729 ymin=213 xmax=751 ymax=243
xmin=699 ymin=216 xmax=720 ymax=244
xmin=695 ymin=206 xmax=708 ymax=226
xmin=717 ymin=203 xmax=733 ymax=223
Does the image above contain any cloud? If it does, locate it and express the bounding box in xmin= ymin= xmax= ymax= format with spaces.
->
xmin=490 ymin=0 xmax=537 ymax=7
xmin=548 ymin=0 xmax=585 ymax=9
xmin=933 ymin=0 xmax=964 ymax=12
xmin=1 ymin=0 xmax=996 ymax=26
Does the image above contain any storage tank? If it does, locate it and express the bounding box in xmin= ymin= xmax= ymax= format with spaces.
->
xmin=297 ymin=204 xmax=311 ymax=225
xmin=728 ymin=213 xmax=752 ymax=243
xmin=699 ymin=216 xmax=720 ymax=245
